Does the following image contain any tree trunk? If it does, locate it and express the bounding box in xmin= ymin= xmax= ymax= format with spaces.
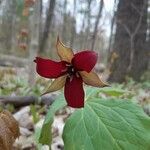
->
xmin=39 ymin=0 xmax=43 ymax=48
xmin=107 ymin=0 xmax=117 ymax=54
xmin=80 ymin=11 xmax=86 ymax=49
xmin=130 ymin=0 xmax=149 ymax=80
xmin=28 ymin=0 xmax=41 ymax=86
xmin=39 ymin=0 xmax=56 ymax=53
xmin=1 ymin=0 xmax=16 ymax=53
xmin=91 ymin=0 xmax=103 ymax=50
xmin=148 ymin=2 xmax=150 ymax=57
xmin=84 ymin=0 xmax=92 ymax=48
xmin=70 ymin=0 xmax=76 ymax=48
xmin=62 ymin=0 xmax=67 ymax=43
xmin=108 ymin=0 xmax=149 ymax=82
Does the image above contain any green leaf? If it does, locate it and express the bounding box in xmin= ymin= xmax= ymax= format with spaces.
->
xmin=63 ymin=98 xmax=150 ymax=150
xmin=85 ymin=86 xmax=126 ymax=98
xmin=85 ymin=87 xmax=101 ymax=99
xmin=34 ymin=127 xmax=43 ymax=150
xmin=99 ymin=87 xmax=126 ymax=97
xmin=30 ymin=104 xmax=39 ymax=124
xmin=39 ymin=94 xmax=66 ymax=145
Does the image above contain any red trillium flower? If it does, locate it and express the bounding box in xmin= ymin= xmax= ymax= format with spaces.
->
xmin=34 ymin=37 xmax=108 ymax=108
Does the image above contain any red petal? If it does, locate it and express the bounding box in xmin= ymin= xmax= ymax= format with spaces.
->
xmin=34 ymin=57 xmax=67 ymax=78
xmin=64 ymin=75 xmax=84 ymax=108
xmin=72 ymin=50 xmax=98 ymax=72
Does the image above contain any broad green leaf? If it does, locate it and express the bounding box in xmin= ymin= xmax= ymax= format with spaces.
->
xmin=63 ymin=98 xmax=150 ymax=150
xmin=39 ymin=94 xmax=66 ymax=145
xmin=85 ymin=87 xmax=100 ymax=100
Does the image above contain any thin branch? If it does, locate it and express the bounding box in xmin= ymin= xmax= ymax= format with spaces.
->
xmin=131 ymin=3 xmax=141 ymax=15
xmin=115 ymin=1 xmax=146 ymax=72
xmin=127 ymin=1 xmax=145 ymax=71
xmin=115 ymin=16 xmax=131 ymax=35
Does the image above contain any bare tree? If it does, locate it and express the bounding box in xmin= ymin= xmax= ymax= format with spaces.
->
xmin=70 ymin=0 xmax=76 ymax=48
xmin=91 ymin=0 xmax=104 ymax=50
xmin=0 ymin=0 xmax=16 ymax=53
xmin=108 ymin=0 xmax=149 ymax=82
xmin=84 ymin=0 xmax=92 ymax=48
xmin=28 ymin=0 xmax=41 ymax=86
xmin=39 ymin=0 xmax=43 ymax=46
xmin=39 ymin=0 xmax=56 ymax=53
xmin=107 ymin=0 xmax=117 ymax=54
xmin=79 ymin=3 xmax=86 ymax=49
xmin=61 ymin=0 xmax=68 ymax=43
xmin=78 ymin=0 xmax=92 ymax=49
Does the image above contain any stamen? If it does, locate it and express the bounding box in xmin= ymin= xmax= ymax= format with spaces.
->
xmin=76 ymin=72 xmax=80 ymax=78
xmin=66 ymin=64 xmax=71 ymax=67
xmin=61 ymin=68 xmax=67 ymax=73
xmin=70 ymin=76 xmax=73 ymax=82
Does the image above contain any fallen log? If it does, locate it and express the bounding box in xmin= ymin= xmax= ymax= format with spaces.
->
xmin=0 ymin=54 xmax=27 ymax=67
xmin=0 ymin=94 xmax=58 ymax=107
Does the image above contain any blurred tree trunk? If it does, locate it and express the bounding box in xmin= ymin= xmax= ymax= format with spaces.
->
xmin=28 ymin=0 xmax=41 ymax=86
xmin=70 ymin=19 xmax=76 ymax=48
xmin=91 ymin=0 xmax=103 ymax=50
xmin=108 ymin=0 xmax=149 ymax=82
xmin=1 ymin=0 xmax=16 ymax=53
xmin=107 ymin=0 xmax=117 ymax=54
xmin=62 ymin=0 xmax=67 ymax=43
xmin=80 ymin=10 xmax=86 ymax=49
xmin=107 ymin=17 xmax=115 ymax=54
xmin=84 ymin=0 xmax=92 ymax=48
xmin=130 ymin=0 xmax=149 ymax=80
xmin=39 ymin=0 xmax=56 ymax=54
xmin=70 ymin=0 xmax=76 ymax=48
xmin=39 ymin=0 xmax=43 ymax=47
xmin=148 ymin=7 xmax=150 ymax=50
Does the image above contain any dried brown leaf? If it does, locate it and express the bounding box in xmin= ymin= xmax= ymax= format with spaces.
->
xmin=42 ymin=75 xmax=67 ymax=95
xmin=0 ymin=110 xmax=20 ymax=150
xmin=79 ymin=71 xmax=109 ymax=87
xmin=110 ymin=52 xmax=119 ymax=64
xmin=56 ymin=36 xmax=74 ymax=63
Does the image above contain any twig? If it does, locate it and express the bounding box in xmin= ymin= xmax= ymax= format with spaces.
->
xmin=0 ymin=94 xmax=58 ymax=107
